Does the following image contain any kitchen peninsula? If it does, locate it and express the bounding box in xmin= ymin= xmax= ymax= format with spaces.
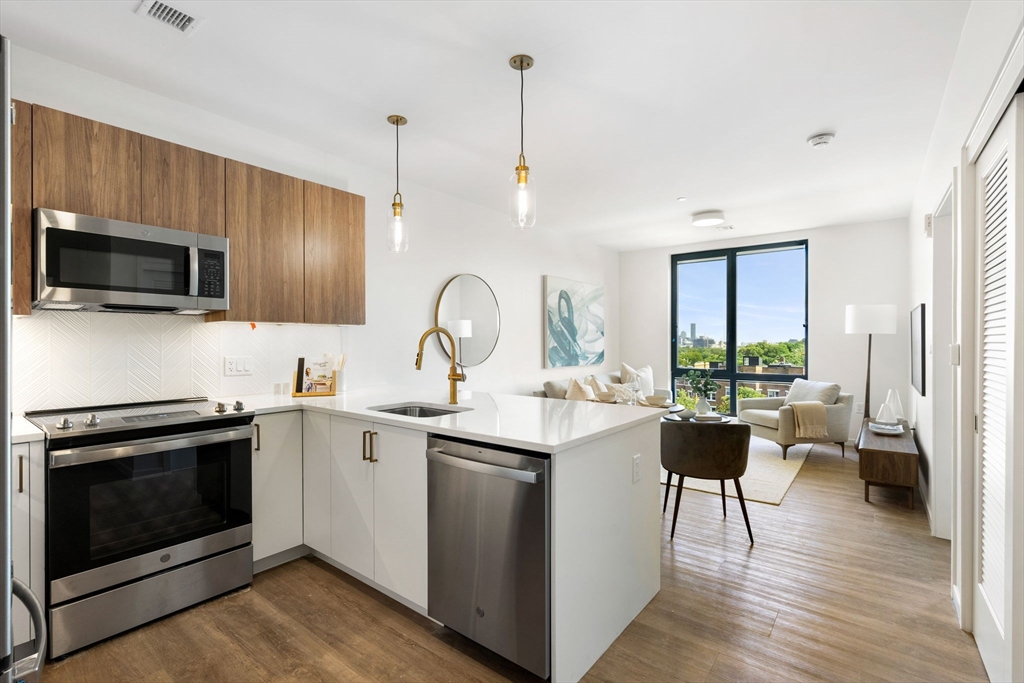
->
xmin=231 ymin=389 xmax=667 ymax=683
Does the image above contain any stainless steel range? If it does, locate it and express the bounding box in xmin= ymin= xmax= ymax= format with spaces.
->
xmin=25 ymin=398 xmax=255 ymax=658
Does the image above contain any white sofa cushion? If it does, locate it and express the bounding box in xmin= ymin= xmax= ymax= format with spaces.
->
xmin=783 ymin=378 xmax=841 ymax=406
xmin=738 ymin=409 xmax=780 ymax=430
xmin=584 ymin=375 xmax=608 ymax=394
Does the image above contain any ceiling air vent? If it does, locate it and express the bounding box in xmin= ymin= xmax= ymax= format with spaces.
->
xmin=135 ymin=0 xmax=205 ymax=36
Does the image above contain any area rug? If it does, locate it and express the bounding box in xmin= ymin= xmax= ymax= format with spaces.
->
xmin=676 ymin=437 xmax=812 ymax=505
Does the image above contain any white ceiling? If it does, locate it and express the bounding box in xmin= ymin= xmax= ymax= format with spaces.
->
xmin=0 ymin=0 xmax=970 ymax=251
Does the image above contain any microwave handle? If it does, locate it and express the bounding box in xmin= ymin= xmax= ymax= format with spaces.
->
xmin=188 ymin=246 xmax=199 ymax=297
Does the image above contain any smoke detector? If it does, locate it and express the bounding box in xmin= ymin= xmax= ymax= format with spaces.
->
xmin=135 ymin=0 xmax=205 ymax=36
xmin=692 ymin=210 xmax=726 ymax=228
xmin=807 ymin=132 xmax=835 ymax=148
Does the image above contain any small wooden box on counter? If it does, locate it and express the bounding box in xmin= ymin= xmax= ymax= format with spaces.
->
xmin=856 ymin=418 xmax=919 ymax=509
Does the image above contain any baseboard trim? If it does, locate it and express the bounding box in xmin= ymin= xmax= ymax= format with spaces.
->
xmin=310 ymin=551 xmax=429 ymax=618
xmin=254 ymin=545 xmax=311 ymax=574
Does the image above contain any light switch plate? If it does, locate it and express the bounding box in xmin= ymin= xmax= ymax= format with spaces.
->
xmin=632 ymin=454 xmax=641 ymax=483
xmin=224 ymin=356 xmax=253 ymax=377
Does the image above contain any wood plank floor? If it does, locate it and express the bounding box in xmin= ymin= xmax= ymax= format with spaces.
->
xmin=42 ymin=442 xmax=987 ymax=683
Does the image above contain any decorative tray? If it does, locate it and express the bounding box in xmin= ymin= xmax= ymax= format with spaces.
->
xmin=868 ymin=422 xmax=904 ymax=435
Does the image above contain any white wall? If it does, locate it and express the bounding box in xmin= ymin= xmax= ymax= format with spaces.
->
xmin=10 ymin=45 xmax=619 ymax=406
xmin=906 ymin=1 xmax=1024 ymax=540
xmin=620 ymin=218 xmax=911 ymax=439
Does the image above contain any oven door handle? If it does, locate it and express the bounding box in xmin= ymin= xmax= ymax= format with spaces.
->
xmin=49 ymin=425 xmax=254 ymax=468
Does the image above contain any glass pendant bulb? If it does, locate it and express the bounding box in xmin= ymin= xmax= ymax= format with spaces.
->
xmin=386 ymin=114 xmax=408 ymax=253
xmin=509 ymin=154 xmax=536 ymax=229
xmin=387 ymin=195 xmax=408 ymax=252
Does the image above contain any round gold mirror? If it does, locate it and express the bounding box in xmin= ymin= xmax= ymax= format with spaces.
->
xmin=434 ymin=274 xmax=500 ymax=367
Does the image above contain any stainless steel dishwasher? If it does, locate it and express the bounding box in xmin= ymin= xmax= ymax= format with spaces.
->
xmin=426 ymin=436 xmax=550 ymax=679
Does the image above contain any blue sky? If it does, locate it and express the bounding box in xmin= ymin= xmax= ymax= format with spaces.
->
xmin=676 ymin=247 xmax=805 ymax=345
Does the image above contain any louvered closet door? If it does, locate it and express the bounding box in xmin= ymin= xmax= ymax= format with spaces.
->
xmin=972 ymin=93 xmax=1021 ymax=683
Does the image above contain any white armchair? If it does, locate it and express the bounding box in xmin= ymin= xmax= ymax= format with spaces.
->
xmin=737 ymin=380 xmax=854 ymax=460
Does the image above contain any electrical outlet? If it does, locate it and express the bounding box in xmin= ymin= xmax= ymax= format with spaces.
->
xmin=223 ymin=356 xmax=253 ymax=377
xmin=856 ymin=402 xmax=864 ymax=415
xmin=632 ymin=454 xmax=641 ymax=483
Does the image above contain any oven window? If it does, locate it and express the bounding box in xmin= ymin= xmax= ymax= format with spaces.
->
xmin=46 ymin=228 xmax=188 ymax=295
xmin=88 ymin=450 xmax=227 ymax=561
xmin=47 ymin=435 xmax=252 ymax=582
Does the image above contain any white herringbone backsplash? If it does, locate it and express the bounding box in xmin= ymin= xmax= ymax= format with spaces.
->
xmin=12 ymin=311 xmax=344 ymax=412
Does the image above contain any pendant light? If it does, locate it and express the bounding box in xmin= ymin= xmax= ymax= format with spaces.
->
xmin=387 ymin=114 xmax=409 ymax=252
xmin=509 ymin=54 xmax=536 ymax=229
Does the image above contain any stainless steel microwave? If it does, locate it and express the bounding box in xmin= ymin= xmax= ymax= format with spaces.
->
xmin=34 ymin=208 xmax=229 ymax=315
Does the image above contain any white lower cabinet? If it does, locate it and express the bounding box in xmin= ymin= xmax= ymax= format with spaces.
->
xmin=371 ymin=423 xmax=428 ymax=608
xmin=12 ymin=443 xmax=31 ymax=645
xmin=252 ymin=411 xmax=304 ymax=562
xmin=314 ymin=415 xmax=428 ymax=609
xmin=302 ymin=411 xmax=332 ymax=556
xmin=10 ymin=439 xmax=45 ymax=648
xmin=330 ymin=416 xmax=376 ymax=578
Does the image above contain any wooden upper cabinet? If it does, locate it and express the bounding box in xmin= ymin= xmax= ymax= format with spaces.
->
xmin=32 ymin=105 xmax=141 ymax=223
xmin=141 ymin=136 xmax=225 ymax=236
xmin=304 ymin=182 xmax=365 ymax=325
xmin=12 ymin=100 xmax=34 ymax=316
xmin=212 ymin=160 xmax=304 ymax=323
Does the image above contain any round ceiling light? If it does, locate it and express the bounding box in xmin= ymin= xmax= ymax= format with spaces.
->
xmin=807 ymin=132 xmax=835 ymax=148
xmin=692 ymin=210 xmax=725 ymax=227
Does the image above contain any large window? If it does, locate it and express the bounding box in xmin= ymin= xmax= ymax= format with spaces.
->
xmin=671 ymin=240 xmax=807 ymax=414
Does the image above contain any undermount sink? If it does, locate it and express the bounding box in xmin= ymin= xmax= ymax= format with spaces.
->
xmin=368 ymin=403 xmax=472 ymax=418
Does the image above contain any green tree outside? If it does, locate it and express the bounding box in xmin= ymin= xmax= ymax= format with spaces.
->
xmin=716 ymin=385 xmax=765 ymax=414
xmin=677 ymin=340 xmax=805 ymax=368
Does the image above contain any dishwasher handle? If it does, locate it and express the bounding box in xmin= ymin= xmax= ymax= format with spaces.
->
xmin=426 ymin=447 xmax=544 ymax=484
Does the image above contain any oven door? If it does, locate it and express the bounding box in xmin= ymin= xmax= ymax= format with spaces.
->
xmin=35 ymin=208 xmax=199 ymax=311
xmin=46 ymin=425 xmax=253 ymax=605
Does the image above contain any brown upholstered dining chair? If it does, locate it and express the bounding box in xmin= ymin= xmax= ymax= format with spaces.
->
xmin=661 ymin=420 xmax=754 ymax=544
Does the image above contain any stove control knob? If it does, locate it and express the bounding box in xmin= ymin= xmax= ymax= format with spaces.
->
xmin=214 ymin=402 xmax=228 ymax=414
xmin=233 ymin=400 xmax=245 ymax=412
xmin=55 ymin=416 xmax=73 ymax=430
xmin=84 ymin=413 xmax=100 ymax=427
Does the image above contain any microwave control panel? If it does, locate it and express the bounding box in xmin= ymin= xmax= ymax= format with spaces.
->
xmin=198 ymin=250 xmax=226 ymax=299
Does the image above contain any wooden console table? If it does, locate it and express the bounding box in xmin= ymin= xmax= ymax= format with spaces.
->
xmin=856 ymin=419 xmax=919 ymax=509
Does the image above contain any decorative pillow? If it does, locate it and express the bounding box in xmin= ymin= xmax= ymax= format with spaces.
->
xmin=783 ymin=378 xmax=841 ymax=406
xmin=621 ymin=363 xmax=654 ymax=397
xmin=584 ymin=375 xmax=608 ymax=394
xmin=609 ymin=383 xmax=636 ymax=403
xmin=543 ymin=379 xmax=569 ymax=400
xmin=565 ymin=378 xmax=595 ymax=401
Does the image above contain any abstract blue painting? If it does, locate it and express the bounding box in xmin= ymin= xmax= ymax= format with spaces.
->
xmin=545 ymin=276 xmax=605 ymax=368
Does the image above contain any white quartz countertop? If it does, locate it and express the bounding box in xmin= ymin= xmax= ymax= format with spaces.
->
xmin=11 ymin=416 xmax=44 ymax=444
xmin=216 ymin=388 xmax=669 ymax=454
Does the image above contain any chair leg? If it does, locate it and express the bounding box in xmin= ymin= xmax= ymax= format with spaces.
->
xmin=720 ymin=479 xmax=727 ymax=518
xmin=734 ymin=478 xmax=754 ymax=545
xmin=836 ymin=441 xmax=845 ymax=458
xmin=781 ymin=444 xmax=790 ymax=460
xmin=663 ymin=471 xmax=673 ymax=514
xmin=670 ymin=476 xmax=684 ymax=540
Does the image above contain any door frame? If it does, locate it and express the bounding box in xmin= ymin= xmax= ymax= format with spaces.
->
xmin=952 ymin=26 xmax=1023 ymax=646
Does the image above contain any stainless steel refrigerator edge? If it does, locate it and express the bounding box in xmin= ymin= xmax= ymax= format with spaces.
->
xmin=1 ymin=36 xmax=47 ymax=683
xmin=426 ymin=437 xmax=550 ymax=679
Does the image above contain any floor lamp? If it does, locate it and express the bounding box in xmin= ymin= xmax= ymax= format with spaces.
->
xmin=845 ymin=304 xmax=897 ymax=419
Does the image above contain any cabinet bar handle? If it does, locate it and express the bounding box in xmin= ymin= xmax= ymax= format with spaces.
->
xmin=369 ymin=431 xmax=378 ymax=463
xmin=18 ymin=454 xmax=24 ymax=493
xmin=362 ymin=430 xmax=371 ymax=461
xmin=254 ymin=423 xmax=261 ymax=452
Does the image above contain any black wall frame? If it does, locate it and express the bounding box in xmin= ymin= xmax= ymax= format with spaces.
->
xmin=670 ymin=239 xmax=809 ymax=415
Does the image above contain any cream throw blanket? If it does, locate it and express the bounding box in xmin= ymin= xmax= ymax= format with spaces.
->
xmin=790 ymin=400 xmax=829 ymax=439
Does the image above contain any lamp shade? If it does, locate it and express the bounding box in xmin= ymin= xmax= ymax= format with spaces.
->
xmin=845 ymin=304 xmax=897 ymax=335
xmin=446 ymin=319 xmax=473 ymax=338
